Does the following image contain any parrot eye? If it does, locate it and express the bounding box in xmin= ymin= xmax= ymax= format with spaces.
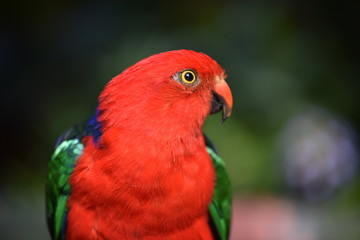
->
xmin=181 ymin=70 xmax=197 ymax=84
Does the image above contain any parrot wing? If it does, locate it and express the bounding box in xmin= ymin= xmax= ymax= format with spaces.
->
xmin=205 ymin=134 xmax=232 ymax=240
xmin=46 ymin=123 xmax=86 ymax=240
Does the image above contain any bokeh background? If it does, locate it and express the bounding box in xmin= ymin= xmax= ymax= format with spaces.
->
xmin=1 ymin=0 xmax=359 ymax=239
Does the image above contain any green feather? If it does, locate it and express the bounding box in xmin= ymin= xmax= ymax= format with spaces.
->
xmin=46 ymin=139 xmax=83 ymax=240
xmin=207 ymin=147 xmax=232 ymax=240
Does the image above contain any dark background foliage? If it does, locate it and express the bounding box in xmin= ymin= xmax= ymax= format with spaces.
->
xmin=1 ymin=0 xmax=359 ymax=239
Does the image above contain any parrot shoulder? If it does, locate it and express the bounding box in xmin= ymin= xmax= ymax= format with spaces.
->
xmin=46 ymin=124 xmax=86 ymax=239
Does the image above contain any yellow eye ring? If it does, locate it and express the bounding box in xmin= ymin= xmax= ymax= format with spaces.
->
xmin=181 ymin=70 xmax=197 ymax=84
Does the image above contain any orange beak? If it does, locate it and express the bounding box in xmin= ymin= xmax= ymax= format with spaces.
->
xmin=211 ymin=78 xmax=233 ymax=122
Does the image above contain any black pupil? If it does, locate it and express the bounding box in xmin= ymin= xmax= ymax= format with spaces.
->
xmin=184 ymin=72 xmax=194 ymax=81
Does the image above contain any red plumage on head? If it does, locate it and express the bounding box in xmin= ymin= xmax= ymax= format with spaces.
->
xmin=66 ymin=50 xmax=226 ymax=239
xmin=99 ymin=50 xmax=225 ymax=135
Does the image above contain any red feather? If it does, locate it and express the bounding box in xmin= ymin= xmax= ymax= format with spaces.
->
xmin=66 ymin=50 xmax=225 ymax=239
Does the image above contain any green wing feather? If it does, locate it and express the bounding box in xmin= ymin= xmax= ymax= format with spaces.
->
xmin=46 ymin=138 xmax=84 ymax=239
xmin=207 ymin=146 xmax=232 ymax=240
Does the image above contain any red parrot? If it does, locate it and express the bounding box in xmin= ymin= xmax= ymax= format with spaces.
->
xmin=46 ymin=50 xmax=233 ymax=240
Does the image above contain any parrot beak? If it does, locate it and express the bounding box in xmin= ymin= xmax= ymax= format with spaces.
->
xmin=210 ymin=77 xmax=233 ymax=123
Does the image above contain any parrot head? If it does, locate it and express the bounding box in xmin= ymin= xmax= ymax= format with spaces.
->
xmin=98 ymin=50 xmax=232 ymax=135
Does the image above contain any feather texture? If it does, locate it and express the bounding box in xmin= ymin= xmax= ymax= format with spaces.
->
xmin=207 ymin=147 xmax=232 ymax=240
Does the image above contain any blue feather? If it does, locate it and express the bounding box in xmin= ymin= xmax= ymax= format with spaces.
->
xmin=87 ymin=108 xmax=103 ymax=144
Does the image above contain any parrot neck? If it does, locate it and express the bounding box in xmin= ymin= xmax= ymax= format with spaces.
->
xmin=101 ymin=123 xmax=206 ymax=160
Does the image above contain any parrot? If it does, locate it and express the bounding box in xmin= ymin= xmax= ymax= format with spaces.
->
xmin=46 ymin=49 xmax=233 ymax=240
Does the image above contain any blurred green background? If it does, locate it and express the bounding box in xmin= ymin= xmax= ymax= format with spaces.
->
xmin=1 ymin=0 xmax=359 ymax=239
